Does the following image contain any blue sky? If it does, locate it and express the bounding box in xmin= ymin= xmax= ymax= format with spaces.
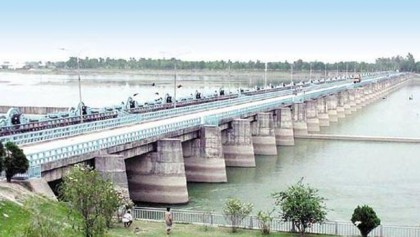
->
xmin=1 ymin=0 xmax=419 ymax=63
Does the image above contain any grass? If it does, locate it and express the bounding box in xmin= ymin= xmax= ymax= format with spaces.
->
xmin=108 ymin=220 xmax=336 ymax=237
xmin=0 ymin=198 xmax=335 ymax=237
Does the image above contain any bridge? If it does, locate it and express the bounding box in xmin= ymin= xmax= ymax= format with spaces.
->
xmin=1 ymin=72 xmax=410 ymax=203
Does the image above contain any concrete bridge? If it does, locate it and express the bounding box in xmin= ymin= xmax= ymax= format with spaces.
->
xmin=14 ymin=72 xmax=409 ymax=203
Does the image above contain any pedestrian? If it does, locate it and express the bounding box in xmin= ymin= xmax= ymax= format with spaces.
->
xmin=123 ymin=210 xmax=133 ymax=228
xmin=164 ymin=207 xmax=173 ymax=235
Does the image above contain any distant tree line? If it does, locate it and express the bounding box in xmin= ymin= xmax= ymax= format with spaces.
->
xmin=55 ymin=53 xmax=420 ymax=72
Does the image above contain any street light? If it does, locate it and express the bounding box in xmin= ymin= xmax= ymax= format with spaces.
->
xmin=309 ymin=63 xmax=312 ymax=81
xmin=173 ymin=59 xmax=177 ymax=108
xmin=59 ymin=48 xmax=83 ymax=123
xmin=264 ymin=62 xmax=268 ymax=88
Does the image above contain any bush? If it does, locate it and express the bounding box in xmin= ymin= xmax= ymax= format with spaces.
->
xmin=351 ymin=205 xmax=381 ymax=237
xmin=223 ymin=198 xmax=253 ymax=233
xmin=256 ymin=210 xmax=274 ymax=235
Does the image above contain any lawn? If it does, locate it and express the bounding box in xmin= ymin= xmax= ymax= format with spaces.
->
xmin=108 ymin=220 xmax=336 ymax=237
xmin=0 ymin=198 xmax=335 ymax=237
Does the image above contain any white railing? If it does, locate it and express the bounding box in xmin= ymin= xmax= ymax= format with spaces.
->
xmin=134 ymin=207 xmax=420 ymax=237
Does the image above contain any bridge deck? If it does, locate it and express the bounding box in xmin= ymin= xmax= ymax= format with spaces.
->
xmin=21 ymin=92 xmax=302 ymax=155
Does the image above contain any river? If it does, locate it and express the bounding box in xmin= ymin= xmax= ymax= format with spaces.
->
xmin=185 ymin=81 xmax=420 ymax=226
xmin=1 ymin=71 xmax=418 ymax=226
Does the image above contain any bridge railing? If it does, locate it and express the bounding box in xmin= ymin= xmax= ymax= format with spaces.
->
xmin=134 ymin=207 xmax=420 ymax=237
xmin=1 ymin=74 xmax=383 ymax=146
xmin=27 ymin=117 xmax=202 ymax=169
xmin=20 ymin=72 xmax=405 ymax=178
xmin=1 ymin=84 xmax=296 ymax=145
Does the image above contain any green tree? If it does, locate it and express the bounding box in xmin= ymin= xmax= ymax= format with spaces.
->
xmin=0 ymin=142 xmax=5 ymax=173
xmin=272 ymin=179 xmax=327 ymax=237
xmin=59 ymin=164 xmax=122 ymax=237
xmin=256 ymin=210 xmax=274 ymax=235
xmin=351 ymin=205 xmax=381 ymax=237
xmin=223 ymin=198 xmax=253 ymax=233
xmin=4 ymin=142 xmax=29 ymax=182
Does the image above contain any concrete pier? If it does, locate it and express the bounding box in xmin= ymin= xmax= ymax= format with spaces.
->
xmin=222 ymin=119 xmax=256 ymax=167
xmin=355 ymin=89 xmax=363 ymax=110
xmin=251 ymin=113 xmax=277 ymax=155
xmin=183 ymin=126 xmax=227 ymax=183
xmin=342 ymin=91 xmax=352 ymax=115
xmin=125 ymin=139 xmax=189 ymax=204
xmin=327 ymin=95 xmax=338 ymax=122
xmin=95 ymin=153 xmax=129 ymax=190
xmin=305 ymin=100 xmax=320 ymax=133
xmin=348 ymin=90 xmax=357 ymax=112
xmin=316 ymin=97 xmax=330 ymax=127
xmin=336 ymin=92 xmax=346 ymax=118
xmin=273 ymin=107 xmax=295 ymax=146
xmin=292 ymin=103 xmax=308 ymax=135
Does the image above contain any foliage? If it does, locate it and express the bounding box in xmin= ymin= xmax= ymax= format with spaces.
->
xmin=0 ymin=142 xmax=5 ymax=173
xmin=272 ymin=180 xmax=327 ymax=237
xmin=256 ymin=210 xmax=274 ymax=235
xmin=56 ymin=56 xmax=391 ymax=73
xmin=3 ymin=142 xmax=29 ymax=182
xmin=59 ymin=164 xmax=123 ymax=237
xmin=223 ymin=198 xmax=253 ymax=233
xmin=351 ymin=205 xmax=381 ymax=237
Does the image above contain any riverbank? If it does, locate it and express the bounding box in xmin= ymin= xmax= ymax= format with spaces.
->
xmin=0 ymin=181 xmax=334 ymax=237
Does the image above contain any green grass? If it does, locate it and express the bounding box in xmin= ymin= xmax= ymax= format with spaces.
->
xmin=0 ymin=201 xmax=31 ymax=236
xmin=0 ymin=198 xmax=335 ymax=237
xmin=108 ymin=220 xmax=336 ymax=237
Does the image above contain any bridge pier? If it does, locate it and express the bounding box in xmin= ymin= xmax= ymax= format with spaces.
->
xmin=342 ymin=91 xmax=352 ymax=115
xmin=222 ymin=119 xmax=256 ymax=167
xmin=251 ymin=113 xmax=277 ymax=155
xmin=336 ymin=92 xmax=346 ymax=118
xmin=316 ymin=97 xmax=330 ymax=127
xmin=125 ymin=138 xmax=189 ymax=204
xmin=305 ymin=100 xmax=320 ymax=133
xmin=355 ymin=89 xmax=363 ymax=110
xmin=274 ymin=107 xmax=295 ymax=146
xmin=327 ymin=95 xmax=338 ymax=122
xmin=183 ymin=126 xmax=227 ymax=183
xmin=292 ymin=103 xmax=308 ymax=135
xmin=95 ymin=153 xmax=129 ymax=196
xmin=348 ymin=90 xmax=357 ymax=112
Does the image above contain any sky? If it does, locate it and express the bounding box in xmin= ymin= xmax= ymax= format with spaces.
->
xmin=0 ymin=0 xmax=419 ymax=63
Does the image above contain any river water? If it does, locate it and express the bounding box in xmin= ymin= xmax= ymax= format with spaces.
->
xmin=1 ymin=72 xmax=418 ymax=226
xmin=186 ymin=82 xmax=420 ymax=226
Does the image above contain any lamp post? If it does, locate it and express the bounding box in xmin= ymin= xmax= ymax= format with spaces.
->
xmin=290 ymin=63 xmax=294 ymax=85
xmin=59 ymin=48 xmax=83 ymax=123
xmin=173 ymin=59 xmax=177 ymax=108
xmin=264 ymin=62 xmax=268 ymax=88
xmin=309 ymin=63 xmax=312 ymax=81
xmin=324 ymin=63 xmax=327 ymax=80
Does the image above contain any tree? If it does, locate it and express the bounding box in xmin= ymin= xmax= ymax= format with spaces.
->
xmin=59 ymin=164 xmax=122 ymax=237
xmin=272 ymin=179 xmax=327 ymax=237
xmin=256 ymin=210 xmax=274 ymax=235
xmin=0 ymin=142 xmax=5 ymax=173
xmin=223 ymin=198 xmax=253 ymax=233
xmin=3 ymin=142 xmax=29 ymax=182
xmin=351 ymin=205 xmax=381 ymax=237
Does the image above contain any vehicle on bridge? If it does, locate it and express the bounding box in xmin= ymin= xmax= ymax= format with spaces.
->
xmin=353 ymin=74 xmax=362 ymax=83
